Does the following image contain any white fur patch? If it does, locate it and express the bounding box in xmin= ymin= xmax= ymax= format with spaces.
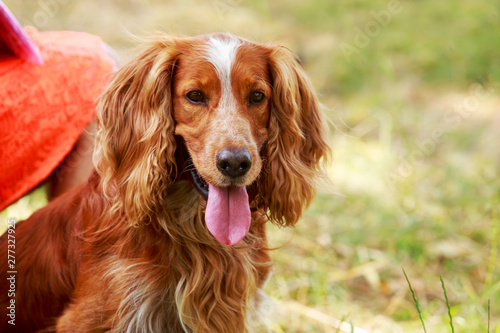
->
xmin=203 ymin=35 xmax=241 ymax=115
xmin=203 ymin=35 xmax=241 ymax=89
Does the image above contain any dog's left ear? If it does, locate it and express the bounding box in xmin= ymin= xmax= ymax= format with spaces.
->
xmin=94 ymin=35 xmax=180 ymax=226
xmin=260 ymin=45 xmax=330 ymax=227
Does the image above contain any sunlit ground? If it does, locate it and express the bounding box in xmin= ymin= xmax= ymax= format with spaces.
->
xmin=2 ymin=0 xmax=500 ymax=332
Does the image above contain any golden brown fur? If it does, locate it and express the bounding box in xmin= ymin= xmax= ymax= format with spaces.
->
xmin=0 ymin=32 xmax=329 ymax=332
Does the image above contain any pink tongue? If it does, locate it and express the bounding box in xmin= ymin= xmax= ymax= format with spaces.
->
xmin=205 ymin=184 xmax=251 ymax=245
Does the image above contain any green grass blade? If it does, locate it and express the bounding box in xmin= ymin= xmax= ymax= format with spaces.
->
xmin=440 ymin=275 xmax=454 ymax=333
xmin=402 ymin=267 xmax=427 ymax=333
xmin=487 ymin=299 xmax=490 ymax=333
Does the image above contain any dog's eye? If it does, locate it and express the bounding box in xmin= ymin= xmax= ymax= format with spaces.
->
xmin=186 ymin=90 xmax=205 ymax=103
xmin=249 ymin=91 xmax=265 ymax=104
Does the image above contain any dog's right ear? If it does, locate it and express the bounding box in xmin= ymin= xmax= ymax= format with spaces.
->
xmin=94 ymin=34 xmax=180 ymax=226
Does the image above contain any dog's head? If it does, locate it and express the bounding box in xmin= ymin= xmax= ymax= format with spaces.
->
xmin=95 ymin=33 xmax=329 ymax=244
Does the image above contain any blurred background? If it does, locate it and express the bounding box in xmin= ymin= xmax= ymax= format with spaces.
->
xmin=2 ymin=0 xmax=499 ymax=331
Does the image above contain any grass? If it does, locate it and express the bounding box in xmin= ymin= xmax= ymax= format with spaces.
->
xmin=440 ymin=276 xmax=455 ymax=333
xmin=402 ymin=268 xmax=427 ymax=333
xmin=404 ymin=271 xmax=459 ymax=333
xmin=2 ymin=0 xmax=500 ymax=331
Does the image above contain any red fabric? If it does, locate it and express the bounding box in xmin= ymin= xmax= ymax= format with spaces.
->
xmin=0 ymin=27 xmax=115 ymax=211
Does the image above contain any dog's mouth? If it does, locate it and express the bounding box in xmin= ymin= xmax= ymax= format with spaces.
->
xmin=180 ymin=141 xmax=253 ymax=245
xmin=185 ymin=154 xmax=209 ymax=201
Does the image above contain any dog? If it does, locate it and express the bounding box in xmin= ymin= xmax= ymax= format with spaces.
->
xmin=0 ymin=32 xmax=329 ymax=332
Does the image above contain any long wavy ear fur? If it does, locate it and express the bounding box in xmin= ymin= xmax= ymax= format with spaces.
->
xmin=261 ymin=46 xmax=330 ymax=227
xmin=94 ymin=34 xmax=180 ymax=226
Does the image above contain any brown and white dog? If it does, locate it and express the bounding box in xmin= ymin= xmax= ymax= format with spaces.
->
xmin=0 ymin=32 xmax=329 ymax=332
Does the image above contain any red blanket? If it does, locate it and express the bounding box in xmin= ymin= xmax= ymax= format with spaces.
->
xmin=0 ymin=28 xmax=115 ymax=211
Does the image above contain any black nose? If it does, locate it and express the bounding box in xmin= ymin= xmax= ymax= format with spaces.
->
xmin=216 ymin=148 xmax=252 ymax=178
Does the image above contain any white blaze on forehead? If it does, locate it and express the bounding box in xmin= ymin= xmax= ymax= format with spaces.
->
xmin=203 ymin=36 xmax=241 ymax=87
xmin=203 ymin=36 xmax=242 ymax=113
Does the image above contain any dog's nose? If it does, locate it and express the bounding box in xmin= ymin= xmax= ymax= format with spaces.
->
xmin=216 ymin=148 xmax=252 ymax=178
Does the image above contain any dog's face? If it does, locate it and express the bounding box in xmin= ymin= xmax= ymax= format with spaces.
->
xmin=172 ymin=34 xmax=271 ymax=192
xmin=171 ymin=34 xmax=275 ymax=244
xmin=95 ymin=33 xmax=329 ymax=245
